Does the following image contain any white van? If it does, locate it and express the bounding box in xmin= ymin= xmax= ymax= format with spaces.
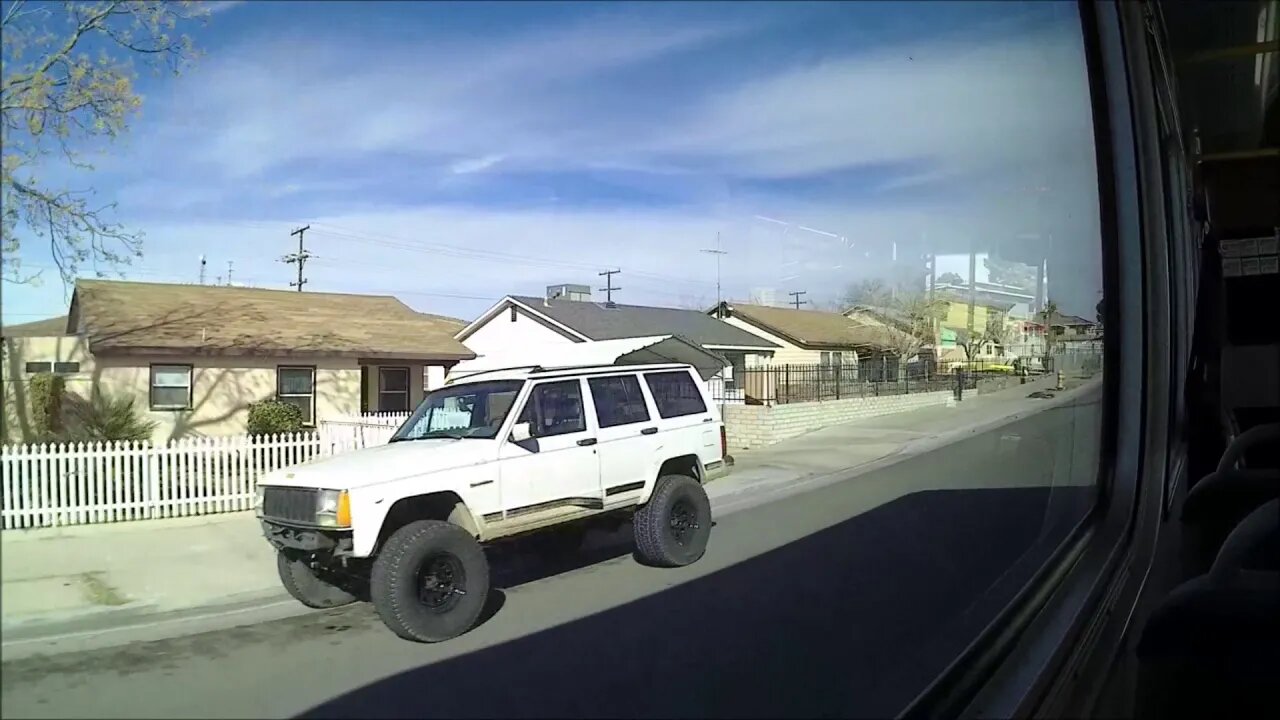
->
xmin=256 ymin=362 xmax=728 ymax=643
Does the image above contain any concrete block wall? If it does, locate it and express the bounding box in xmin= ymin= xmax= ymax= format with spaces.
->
xmin=723 ymin=390 xmax=955 ymax=450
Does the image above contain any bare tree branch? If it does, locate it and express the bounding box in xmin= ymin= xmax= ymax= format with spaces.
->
xmin=1 ymin=1 xmax=209 ymax=286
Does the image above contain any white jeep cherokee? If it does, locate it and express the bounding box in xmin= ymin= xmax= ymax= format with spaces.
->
xmin=255 ymin=362 xmax=729 ymax=643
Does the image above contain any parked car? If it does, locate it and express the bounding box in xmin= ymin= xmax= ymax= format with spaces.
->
xmin=255 ymin=362 xmax=729 ymax=643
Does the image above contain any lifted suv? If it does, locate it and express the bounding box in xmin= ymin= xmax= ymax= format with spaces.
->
xmin=256 ymin=362 xmax=729 ymax=642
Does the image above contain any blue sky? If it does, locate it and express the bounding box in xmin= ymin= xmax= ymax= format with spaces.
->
xmin=1 ymin=0 xmax=1102 ymax=325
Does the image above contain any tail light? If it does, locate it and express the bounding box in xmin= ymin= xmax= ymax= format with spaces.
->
xmin=720 ymin=425 xmax=727 ymax=459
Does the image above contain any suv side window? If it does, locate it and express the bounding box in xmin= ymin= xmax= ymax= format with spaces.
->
xmin=643 ymin=370 xmax=707 ymax=419
xmin=516 ymin=379 xmax=587 ymax=437
xmin=588 ymin=375 xmax=651 ymax=428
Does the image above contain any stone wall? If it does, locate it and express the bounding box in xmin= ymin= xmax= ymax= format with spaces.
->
xmin=723 ymin=390 xmax=955 ymax=450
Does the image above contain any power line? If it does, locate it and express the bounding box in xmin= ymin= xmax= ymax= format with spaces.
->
xmin=283 ymin=225 xmax=312 ymax=291
xmin=789 ymin=290 xmax=808 ymax=309
xmin=305 ymin=223 xmax=716 ymax=288
xmin=598 ymin=269 xmax=621 ymax=304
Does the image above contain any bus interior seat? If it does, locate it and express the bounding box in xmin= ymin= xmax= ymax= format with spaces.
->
xmin=1129 ymin=7 xmax=1280 ymax=710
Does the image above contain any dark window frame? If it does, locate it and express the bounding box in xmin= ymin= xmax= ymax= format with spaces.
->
xmin=53 ymin=361 xmax=80 ymax=374
xmin=377 ymin=366 xmax=411 ymax=413
xmin=149 ymin=363 xmax=194 ymax=411
xmin=643 ymin=370 xmax=708 ymax=419
xmin=588 ymin=374 xmax=651 ymax=428
xmin=516 ymin=379 xmax=588 ymax=438
xmin=276 ymin=365 xmax=317 ymax=426
xmin=24 ymin=361 xmax=52 ymax=374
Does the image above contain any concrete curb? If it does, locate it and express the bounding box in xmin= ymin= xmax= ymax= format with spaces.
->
xmin=1 ymin=588 xmax=300 ymax=662
xmin=2 ymin=378 xmax=1102 ymax=662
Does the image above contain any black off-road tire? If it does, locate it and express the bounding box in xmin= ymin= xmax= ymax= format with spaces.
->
xmin=276 ymin=552 xmax=358 ymax=609
xmin=370 ymin=520 xmax=490 ymax=643
xmin=633 ymin=474 xmax=712 ymax=567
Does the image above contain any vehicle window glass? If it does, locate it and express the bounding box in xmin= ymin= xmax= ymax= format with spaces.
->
xmin=0 ymin=1 xmax=1116 ymax=715
xmin=392 ymin=380 xmax=523 ymax=441
xmin=588 ymin=375 xmax=651 ymax=428
xmin=517 ymin=380 xmax=587 ymax=437
xmin=644 ymin=371 xmax=707 ymax=419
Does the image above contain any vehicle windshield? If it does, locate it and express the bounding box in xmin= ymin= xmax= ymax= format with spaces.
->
xmin=390 ymin=380 xmax=524 ymax=441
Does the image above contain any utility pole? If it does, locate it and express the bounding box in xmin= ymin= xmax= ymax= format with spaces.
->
xmin=789 ymin=290 xmax=808 ymax=309
xmin=283 ymin=225 xmax=312 ymax=291
xmin=701 ymin=232 xmax=729 ymax=317
xmin=599 ymin=269 xmax=621 ymax=304
xmin=226 ymin=261 xmax=234 ymax=286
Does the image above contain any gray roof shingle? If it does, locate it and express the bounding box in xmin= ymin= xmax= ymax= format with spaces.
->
xmin=508 ymin=296 xmax=778 ymax=349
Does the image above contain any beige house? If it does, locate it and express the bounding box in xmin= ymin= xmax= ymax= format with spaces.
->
xmin=1 ymin=280 xmax=473 ymax=444
xmin=712 ymin=302 xmax=910 ymax=380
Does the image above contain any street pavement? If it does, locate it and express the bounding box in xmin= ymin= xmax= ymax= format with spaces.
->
xmin=0 ymin=377 xmax=1101 ymax=719
xmin=0 ymin=374 xmax=1065 ymax=657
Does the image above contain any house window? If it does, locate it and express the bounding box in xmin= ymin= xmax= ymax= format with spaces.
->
xmin=378 ymin=367 xmax=411 ymax=413
xmin=150 ymin=364 xmax=193 ymax=410
xmin=24 ymin=362 xmax=52 ymax=374
xmin=277 ymin=366 xmax=316 ymax=425
xmin=53 ymin=362 xmax=80 ymax=374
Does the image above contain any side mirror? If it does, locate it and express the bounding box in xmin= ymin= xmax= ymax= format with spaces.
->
xmin=510 ymin=422 xmax=532 ymax=443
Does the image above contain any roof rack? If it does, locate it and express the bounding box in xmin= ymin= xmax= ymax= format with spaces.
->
xmin=449 ymin=365 xmax=544 ymax=380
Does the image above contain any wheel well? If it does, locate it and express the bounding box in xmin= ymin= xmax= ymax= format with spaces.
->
xmin=375 ymin=492 xmax=478 ymax=551
xmin=658 ymin=454 xmax=702 ymax=483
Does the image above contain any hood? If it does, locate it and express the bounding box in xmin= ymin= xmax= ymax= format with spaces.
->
xmin=259 ymin=439 xmax=495 ymax=490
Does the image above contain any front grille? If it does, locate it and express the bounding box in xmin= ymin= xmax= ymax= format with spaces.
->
xmin=262 ymin=486 xmax=318 ymax=524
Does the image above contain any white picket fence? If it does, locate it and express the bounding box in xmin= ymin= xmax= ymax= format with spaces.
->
xmin=0 ymin=427 xmax=390 ymax=531
xmin=316 ymin=412 xmax=411 ymax=449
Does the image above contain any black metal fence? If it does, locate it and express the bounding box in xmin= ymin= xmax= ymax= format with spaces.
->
xmin=716 ymin=363 xmax=1016 ymax=406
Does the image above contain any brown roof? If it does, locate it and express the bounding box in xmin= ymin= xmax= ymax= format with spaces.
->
xmin=724 ymin=303 xmax=910 ymax=351
xmin=1 ymin=315 xmax=70 ymax=338
xmin=70 ymin=280 xmax=475 ymax=361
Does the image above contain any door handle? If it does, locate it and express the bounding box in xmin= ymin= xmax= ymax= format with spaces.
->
xmin=577 ymin=438 xmax=597 ymax=446
xmin=640 ymin=427 xmax=658 ymax=435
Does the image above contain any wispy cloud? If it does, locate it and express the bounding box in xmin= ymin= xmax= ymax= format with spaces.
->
xmin=202 ymin=1 xmax=245 ymax=15
xmin=450 ymin=154 xmax=506 ymax=175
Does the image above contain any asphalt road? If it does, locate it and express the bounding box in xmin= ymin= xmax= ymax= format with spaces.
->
xmin=1 ymin=394 xmax=1100 ymax=719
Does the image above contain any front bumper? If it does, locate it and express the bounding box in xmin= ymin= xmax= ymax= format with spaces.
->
xmin=704 ymin=457 xmax=733 ymax=483
xmin=260 ymin=519 xmax=353 ymax=557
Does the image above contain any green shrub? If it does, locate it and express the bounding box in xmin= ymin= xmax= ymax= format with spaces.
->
xmin=247 ymin=400 xmax=304 ymax=435
xmin=65 ymin=390 xmax=158 ymax=443
xmin=28 ymin=372 xmax=65 ymax=442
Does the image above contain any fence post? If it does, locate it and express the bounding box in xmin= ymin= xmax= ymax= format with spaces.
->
xmin=954 ymin=367 xmax=964 ymax=402
xmin=784 ymin=364 xmax=790 ymax=405
xmin=144 ymin=441 xmax=159 ymax=519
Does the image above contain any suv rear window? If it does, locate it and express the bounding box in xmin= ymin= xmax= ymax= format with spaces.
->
xmin=644 ymin=370 xmax=707 ymax=419
xmin=588 ymin=375 xmax=651 ymax=428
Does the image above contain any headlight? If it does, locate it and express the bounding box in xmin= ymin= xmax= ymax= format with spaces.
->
xmin=315 ymin=490 xmax=351 ymax=528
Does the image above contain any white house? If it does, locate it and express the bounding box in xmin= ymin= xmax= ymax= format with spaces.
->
xmin=455 ymin=287 xmax=780 ymax=399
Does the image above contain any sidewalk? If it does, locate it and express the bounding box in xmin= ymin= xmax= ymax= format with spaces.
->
xmin=0 ymin=374 xmax=1098 ymax=659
